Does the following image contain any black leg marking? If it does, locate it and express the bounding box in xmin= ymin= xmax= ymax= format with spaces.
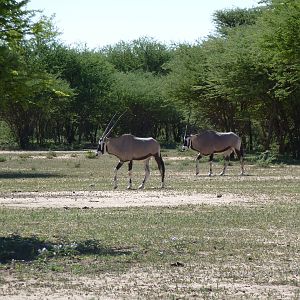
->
xmin=114 ymin=161 xmax=124 ymax=189
xmin=155 ymin=153 xmax=165 ymax=187
xmin=128 ymin=160 xmax=133 ymax=172
xmin=235 ymin=149 xmax=241 ymax=160
xmin=116 ymin=161 xmax=124 ymax=170
xmin=208 ymin=153 xmax=214 ymax=176
xmin=128 ymin=160 xmax=133 ymax=188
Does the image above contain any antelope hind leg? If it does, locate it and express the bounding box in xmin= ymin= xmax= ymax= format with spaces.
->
xmin=154 ymin=153 xmax=165 ymax=188
xmin=219 ymin=155 xmax=229 ymax=176
xmin=138 ymin=158 xmax=150 ymax=189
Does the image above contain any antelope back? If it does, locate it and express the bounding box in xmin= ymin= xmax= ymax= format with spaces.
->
xmin=192 ymin=131 xmax=241 ymax=154
xmin=107 ymin=134 xmax=160 ymax=161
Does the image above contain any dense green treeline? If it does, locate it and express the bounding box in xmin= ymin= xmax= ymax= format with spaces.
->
xmin=0 ymin=0 xmax=299 ymax=157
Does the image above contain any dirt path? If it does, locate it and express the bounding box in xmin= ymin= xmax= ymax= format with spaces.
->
xmin=0 ymin=190 xmax=263 ymax=209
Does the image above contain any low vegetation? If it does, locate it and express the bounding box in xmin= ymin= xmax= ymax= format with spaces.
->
xmin=0 ymin=150 xmax=299 ymax=298
xmin=1 ymin=1 xmax=299 ymax=158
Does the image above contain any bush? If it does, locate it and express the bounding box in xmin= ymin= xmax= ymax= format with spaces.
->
xmin=85 ymin=150 xmax=96 ymax=159
xmin=0 ymin=156 xmax=6 ymax=162
xmin=256 ymin=150 xmax=276 ymax=168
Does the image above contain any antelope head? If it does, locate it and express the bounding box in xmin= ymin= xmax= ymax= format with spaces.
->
xmin=96 ymin=112 xmax=125 ymax=156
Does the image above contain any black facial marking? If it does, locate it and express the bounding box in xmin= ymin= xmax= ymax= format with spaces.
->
xmin=97 ymin=138 xmax=105 ymax=154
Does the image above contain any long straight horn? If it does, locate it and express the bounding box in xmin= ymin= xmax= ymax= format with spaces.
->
xmin=104 ymin=111 xmax=126 ymax=138
xmin=184 ymin=125 xmax=188 ymax=139
xmin=102 ymin=113 xmax=117 ymax=138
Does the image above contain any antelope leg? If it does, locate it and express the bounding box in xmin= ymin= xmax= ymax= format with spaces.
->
xmin=219 ymin=155 xmax=229 ymax=176
xmin=154 ymin=153 xmax=165 ymax=188
xmin=235 ymin=148 xmax=245 ymax=175
xmin=138 ymin=158 xmax=150 ymax=189
xmin=127 ymin=160 xmax=133 ymax=189
xmin=114 ymin=161 xmax=124 ymax=189
xmin=208 ymin=153 xmax=214 ymax=176
xmin=195 ymin=153 xmax=202 ymax=175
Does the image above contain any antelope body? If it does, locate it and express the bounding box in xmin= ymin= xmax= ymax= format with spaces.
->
xmin=183 ymin=130 xmax=244 ymax=176
xmin=96 ymin=116 xmax=165 ymax=189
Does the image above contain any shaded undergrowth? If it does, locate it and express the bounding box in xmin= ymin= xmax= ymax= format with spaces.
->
xmin=0 ymin=234 xmax=131 ymax=263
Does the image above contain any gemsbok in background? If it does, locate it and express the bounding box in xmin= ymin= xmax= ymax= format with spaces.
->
xmin=96 ymin=114 xmax=165 ymax=189
xmin=182 ymin=128 xmax=245 ymax=176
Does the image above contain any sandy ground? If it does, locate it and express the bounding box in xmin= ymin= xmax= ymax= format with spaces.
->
xmin=0 ymin=189 xmax=263 ymax=209
xmin=0 ymin=151 xmax=298 ymax=299
xmin=0 ymin=190 xmax=297 ymax=299
xmin=1 ymin=264 xmax=298 ymax=300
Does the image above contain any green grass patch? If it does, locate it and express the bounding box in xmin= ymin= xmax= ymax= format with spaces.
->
xmin=0 ymin=203 xmax=299 ymax=297
xmin=0 ymin=149 xmax=299 ymax=297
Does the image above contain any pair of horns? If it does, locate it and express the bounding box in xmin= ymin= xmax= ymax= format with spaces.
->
xmin=184 ymin=125 xmax=188 ymax=139
xmin=102 ymin=111 xmax=126 ymax=139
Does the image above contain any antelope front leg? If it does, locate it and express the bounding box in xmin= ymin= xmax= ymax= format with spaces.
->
xmin=138 ymin=158 xmax=150 ymax=189
xmin=114 ymin=161 xmax=124 ymax=189
xmin=195 ymin=153 xmax=202 ymax=175
xmin=208 ymin=153 xmax=214 ymax=176
xmin=127 ymin=160 xmax=133 ymax=189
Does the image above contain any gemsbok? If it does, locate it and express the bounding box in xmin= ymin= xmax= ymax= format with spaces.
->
xmin=96 ymin=114 xmax=165 ymax=189
xmin=182 ymin=129 xmax=245 ymax=176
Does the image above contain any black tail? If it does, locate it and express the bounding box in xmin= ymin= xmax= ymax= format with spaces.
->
xmin=155 ymin=153 xmax=165 ymax=183
xmin=235 ymin=143 xmax=244 ymax=160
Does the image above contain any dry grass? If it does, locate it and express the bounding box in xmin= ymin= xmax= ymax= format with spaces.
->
xmin=0 ymin=150 xmax=299 ymax=299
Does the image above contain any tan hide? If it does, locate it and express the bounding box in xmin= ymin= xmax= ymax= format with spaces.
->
xmin=106 ymin=134 xmax=160 ymax=162
xmin=190 ymin=130 xmax=241 ymax=155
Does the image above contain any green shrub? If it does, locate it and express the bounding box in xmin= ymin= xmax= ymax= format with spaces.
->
xmin=256 ymin=150 xmax=276 ymax=168
xmin=85 ymin=150 xmax=96 ymax=159
xmin=19 ymin=153 xmax=31 ymax=159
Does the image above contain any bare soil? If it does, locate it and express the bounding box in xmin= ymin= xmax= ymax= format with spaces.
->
xmin=0 ymin=152 xmax=298 ymax=299
xmin=0 ymin=189 xmax=261 ymax=209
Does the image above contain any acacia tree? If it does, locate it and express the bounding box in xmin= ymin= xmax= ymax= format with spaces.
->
xmin=255 ymin=0 xmax=300 ymax=156
xmin=166 ymin=0 xmax=300 ymax=156
xmin=0 ymin=42 xmax=73 ymax=148
xmin=0 ymin=0 xmax=34 ymax=43
xmin=42 ymin=44 xmax=116 ymax=144
xmin=102 ymin=37 xmax=172 ymax=75
xmin=0 ymin=1 xmax=73 ymax=148
xmin=111 ymin=71 xmax=182 ymax=142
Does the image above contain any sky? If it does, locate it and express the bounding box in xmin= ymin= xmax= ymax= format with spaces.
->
xmin=27 ymin=0 xmax=260 ymax=49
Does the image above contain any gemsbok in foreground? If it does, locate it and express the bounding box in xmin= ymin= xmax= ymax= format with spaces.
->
xmin=182 ymin=129 xmax=245 ymax=176
xmin=96 ymin=114 xmax=165 ymax=189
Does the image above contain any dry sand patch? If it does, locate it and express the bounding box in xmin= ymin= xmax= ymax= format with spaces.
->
xmin=0 ymin=190 xmax=265 ymax=209
xmin=1 ymin=265 xmax=298 ymax=300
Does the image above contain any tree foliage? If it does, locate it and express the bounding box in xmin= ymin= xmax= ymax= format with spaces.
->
xmin=0 ymin=0 xmax=299 ymax=158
